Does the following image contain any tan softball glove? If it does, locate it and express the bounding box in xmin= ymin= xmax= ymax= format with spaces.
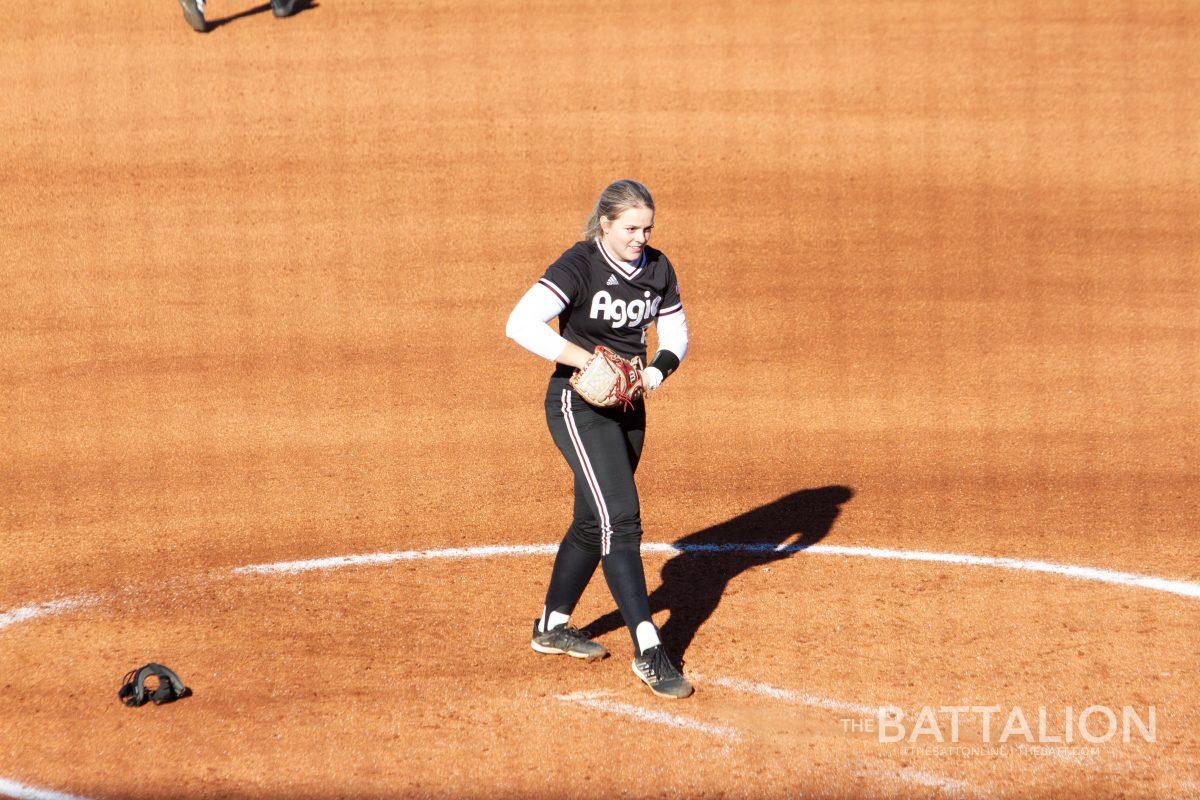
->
xmin=569 ymin=346 xmax=645 ymax=411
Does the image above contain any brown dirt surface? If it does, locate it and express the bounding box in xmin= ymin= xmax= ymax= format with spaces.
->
xmin=2 ymin=0 xmax=1197 ymax=798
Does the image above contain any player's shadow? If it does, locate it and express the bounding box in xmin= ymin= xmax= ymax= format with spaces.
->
xmin=207 ymin=1 xmax=318 ymax=30
xmin=581 ymin=485 xmax=854 ymax=661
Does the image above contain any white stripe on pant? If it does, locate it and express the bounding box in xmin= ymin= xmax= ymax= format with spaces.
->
xmin=560 ymin=388 xmax=614 ymax=555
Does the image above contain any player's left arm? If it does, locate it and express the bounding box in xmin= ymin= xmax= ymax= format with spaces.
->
xmin=644 ymin=260 xmax=688 ymax=391
xmin=644 ymin=308 xmax=688 ymax=390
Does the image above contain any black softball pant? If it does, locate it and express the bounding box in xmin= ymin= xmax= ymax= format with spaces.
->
xmin=541 ymin=376 xmax=653 ymax=650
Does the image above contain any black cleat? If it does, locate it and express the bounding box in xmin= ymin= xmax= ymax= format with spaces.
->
xmin=271 ymin=0 xmax=305 ymax=18
xmin=179 ymin=0 xmax=207 ymax=32
xmin=632 ymin=645 xmax=693 ymax=699
xmin=531 ymin=619 xmax=609 ymax=661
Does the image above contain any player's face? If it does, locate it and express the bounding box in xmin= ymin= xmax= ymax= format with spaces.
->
xmin=600 ymin=206 xmax=654 ymax=263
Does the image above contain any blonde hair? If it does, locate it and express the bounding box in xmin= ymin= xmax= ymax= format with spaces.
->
xmin=583 ymin=180 xmax=655 ymax=240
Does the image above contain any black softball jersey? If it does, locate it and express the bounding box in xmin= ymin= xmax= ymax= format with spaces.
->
xmin=538 ymin=239 xmax=683 ymax=375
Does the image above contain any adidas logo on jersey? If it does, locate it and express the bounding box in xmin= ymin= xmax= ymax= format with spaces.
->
xmin=590 ymin=290 xmax=662 ymax=328
xmin=606 ymin=275 xmax=619 ymax=286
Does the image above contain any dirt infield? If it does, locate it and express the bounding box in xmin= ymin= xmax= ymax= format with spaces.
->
xmin=2 ymin=0 xmax=1197 ymax=798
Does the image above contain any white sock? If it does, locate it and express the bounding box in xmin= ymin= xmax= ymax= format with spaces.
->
xmin=635 ymin=621 xmax=661 ymax=655
xmin=540 ymin=608 xmax=570 ymax=633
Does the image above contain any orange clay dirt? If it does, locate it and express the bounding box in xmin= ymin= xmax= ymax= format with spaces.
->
xmin=1 ymin=1 xmax=1197 ymax=798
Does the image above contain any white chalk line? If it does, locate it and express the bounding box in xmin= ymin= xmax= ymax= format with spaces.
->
xmin=0 ymin=596 xmax=100 ymax=632
xmin=231 ymin=543 xmax=558 ymax=575
xmin=5 ymin=538 xmax=1198 ymax=799
xmin=888 ymin=767 xmax=979 ymax=797
xmin=798 ymin=544 xmax=1200 ymax=600
xmin=691 ymin=673 xmax=891 ymax=718
xmin=555 ymin=691 xmax=741 ymax=741
xmin=0 ymin=778 xmax=90 ymax=800
xmin=230 ymin=541 xmax=1200 ymax=601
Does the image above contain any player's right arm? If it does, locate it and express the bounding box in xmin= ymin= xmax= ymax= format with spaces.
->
xmin=505 ymin=283 xmax=592 ymax=369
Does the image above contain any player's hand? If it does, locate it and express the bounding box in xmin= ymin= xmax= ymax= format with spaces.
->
xmin=557 ymin=341 xmax=596 ymax=371
xmin=642 ymin=366 xmax=664 ymax=394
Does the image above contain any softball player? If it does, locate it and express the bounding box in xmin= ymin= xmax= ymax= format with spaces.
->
xmin=505 ymin=180 xmax=692 ymax=699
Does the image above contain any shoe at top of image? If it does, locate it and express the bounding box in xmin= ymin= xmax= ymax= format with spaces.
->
xmin=179 ymin=0 xmax=206 ymax=32
xmin=632 ymin=644 xmax=694 ymax=699
xmin=271 ymin=0 xmax=305 ymax=18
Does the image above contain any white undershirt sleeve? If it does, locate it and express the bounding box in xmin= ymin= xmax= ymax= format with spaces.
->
xmin=505 ymin=283 xmax=570 ymax=362
xmin=655 ymin=306 xmax=689 ymax=362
